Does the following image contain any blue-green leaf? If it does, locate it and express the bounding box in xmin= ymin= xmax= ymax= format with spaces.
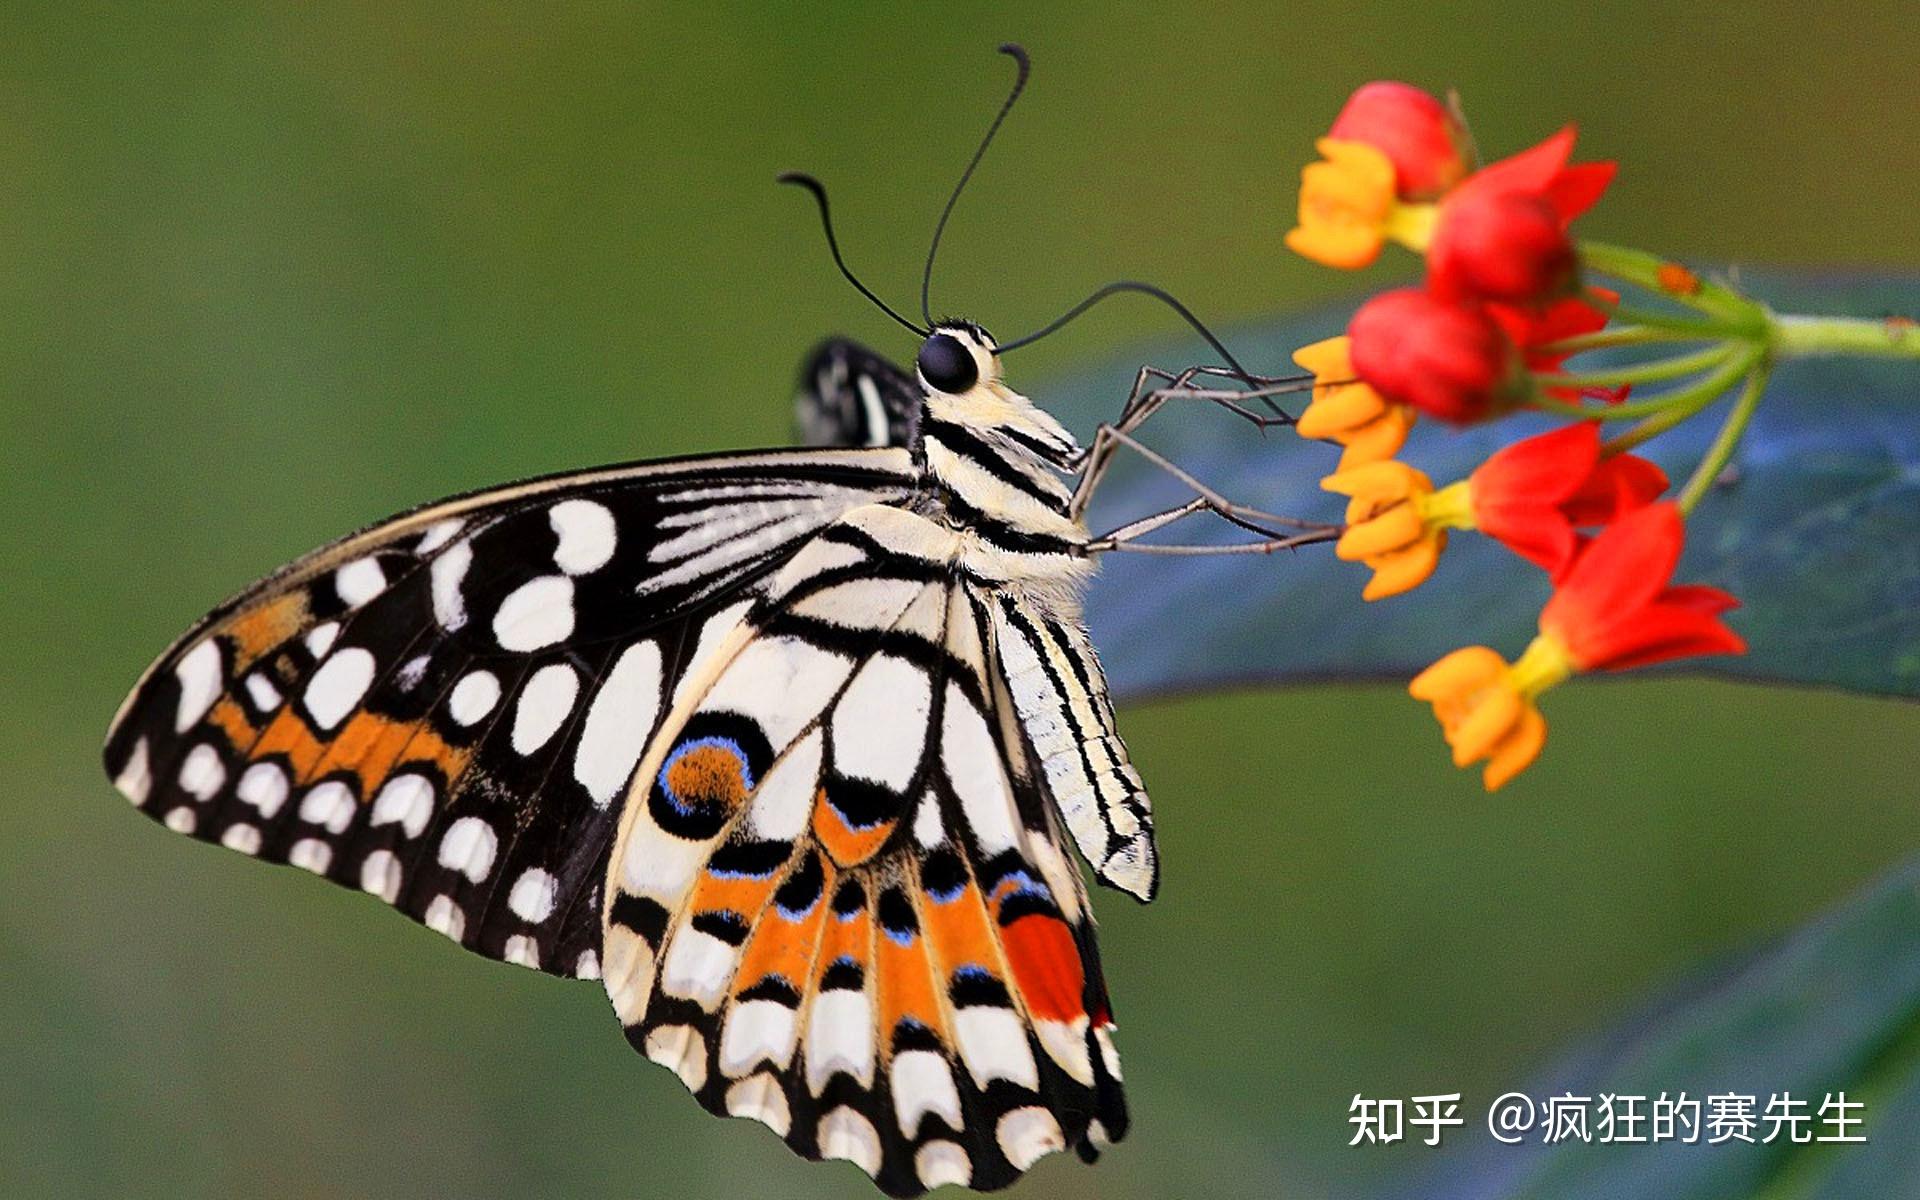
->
xmin=1049 ymin=271 xmax=1920 ymax=701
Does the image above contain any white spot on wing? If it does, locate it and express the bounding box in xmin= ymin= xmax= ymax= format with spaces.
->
xmin=818 ymin=1106 xmax=882 ymax=1177
xmin=549 ymin=499 xmax=617 ymax=575
xmin=163 ymin=806 xmax=197 ymax=833
xmin=997 ymin=1106 xmax=1065 ymax=1171
xmin=805 ymin=990 xmax=876 ymax=1093
xmin=360 ymin=849 xmax=403 ymax=902
xmin=173 ymin=640 xmax=223 ymax=733
xmin=503 ymin=934 xmax=541 ymax=968
xmin=702 ymin=636 xmax=852 ymax=751
xmin=447 ymin=670 xmax=500 ymax=726
xmin=954 ymin=1005 xmax=1039 ymax=1090
xmin=892 ymin=1049 xmax=963 ymax=1137
xmin=725 ymin=1075 xmax=791 ymax=1136
xmin=416 ymin=519 xmax=463 ymax=554
xmin=512 ymin=663 xmax=579 ymax=755
xmin=334 ymin=557 xmax=386 ymax=608
xmin=305 ymin=621 xmax=340 ymax=658
xmin=431 ymin=541 xmax=472 ymax=630
xmin=942 ymin=684 xmax=1018 ymax=855
xmin=289 ymin=838 xmax=332 ymax=875
xmin=370 ymin=773 xmax=435 ymax=838
xmin=572 ymin=641 xmax=662 ymax=807
xmin=745 ymin=729 xmax=823 ymax=842
xmin=507 ymin=867 xmax=558 ymax=923
xmin=644 ymin=1025 xmax=708 ymax=1093
xmin=831 ymin=654 xmax=932 ymax=791
xmin=493 ymin=575 xmax=575 ymax=652
xmin=720 ymin=999 xmax=799 ymax=1076
xmin=298 ymin=780 xmax=356 ymax=835
xmin=915 ymin=1141 xmax=972 ymax=1190
xmin=177 ymin=744 xmax=225 ymax=800
xmin=114 ymin=738 xmax=152 ymax=806
xmin=437 ymin=816 xmax=498 ymax=883
xmin=236 ymin=762 xmax=289 ymax=819
xmin=220 ymin=823 xmax=262 ymax=855
xmin=303 ymin=647 xmax=376 ymax=731
xmin=243 ymin=672 xmax=282 ymax=713
xmin=660 ymin=928 xmax=739 ymax=1010
xmin=424 ymin=894 xmax=465 ymax=941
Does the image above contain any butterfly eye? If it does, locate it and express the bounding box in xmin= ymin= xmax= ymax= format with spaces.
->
xmin=916 ymin=333 xmax=979 ymax=394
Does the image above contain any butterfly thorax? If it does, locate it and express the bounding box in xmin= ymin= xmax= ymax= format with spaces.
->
xmin=905 ymin=328 xmax=1094 ymax=600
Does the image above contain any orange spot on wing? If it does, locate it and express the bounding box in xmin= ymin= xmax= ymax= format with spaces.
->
xmin=250 ymin=709 xmax=328 ymax=779
xmin=877 ymin=926 xmax=945 ymax=1049
xmin=687 ymin=871 xmax=784 ymax=932
xmin=812 ymin=788 xmax=895 ymax=868
xmin=206 ymin=698 xmax=256 ymax=748
xmin=223 ymin=593 xmax=309 ymax=670
xmin=666 ymin=744 xmax=752 ymax=809
xmin=816 ymin=900 xmax=872 ymax=984
xmin=922 ymin=880 xmax=1001 ymax=982
xmin=733 ymin=859 xmax=836 ymax=998
xmin=1000 ymin=914 xmax=1086 ymax=1024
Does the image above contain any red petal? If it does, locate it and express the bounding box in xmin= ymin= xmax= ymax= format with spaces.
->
xmin=1460 ymin=125 xmax=1578 ymax=198
xmin=1583 ymin=604 xmax=1747 ymax=671
xmin=1561 ymin=453 xmax=1668 ymax=525
xmin=1472 ymin=422 xmax=1600 ymax=506
xmin=1477 ymin=503 xmax=1579 ymax=573
xmin=1547 ymin=161 xmax=1617 ymax=221
xmin=1540 ymin=502 xmax=1685 ymax=658
xmin=1659 ymin=583 xmax=1741 ymax=616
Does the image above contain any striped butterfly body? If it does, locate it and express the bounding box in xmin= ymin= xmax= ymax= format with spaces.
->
xmin=104 ymin=322 xmax=1155 ymax=1195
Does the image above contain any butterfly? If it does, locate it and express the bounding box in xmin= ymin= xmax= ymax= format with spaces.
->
xmin=100 ymin=44 xmax=1317 ymax=1197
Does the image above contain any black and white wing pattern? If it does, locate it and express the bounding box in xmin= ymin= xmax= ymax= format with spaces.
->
xmin=103 ymin=447 xmax=914 ymax=979
xmin=600 ymin=502 xmax=1126 ymax=1195
xmin=795 ymin=338 xmax=922 ymax=450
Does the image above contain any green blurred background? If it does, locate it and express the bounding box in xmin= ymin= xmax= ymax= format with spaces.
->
xmin=5 ymin=3 xmax=1918 ymax=1197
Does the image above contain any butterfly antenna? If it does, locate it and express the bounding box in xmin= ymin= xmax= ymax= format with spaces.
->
xmin=777 ymin=171 xmax=928 ymax=337
xmin=998 ymin=279 xmax=1262 ymax=387
xmin=920 ymin=43 xmax=1031 ymax=328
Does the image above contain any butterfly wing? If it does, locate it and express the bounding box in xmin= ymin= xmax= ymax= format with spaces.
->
xmin=601 ymin=503 xmax=1126 ymax=1195
xmin=103 ymin=447 xmax=915 ymax=978
xmin=795 ymin=338 xmax=921 ymax=450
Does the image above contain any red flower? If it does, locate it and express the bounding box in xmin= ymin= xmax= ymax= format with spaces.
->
xmin=1428 ymin=127 xmax=1617 ymax=305
xmin=1539 ymin=502 xmax=1744 ymax=671
xmin=1490 ymin=290 xmax=1614 ymax=372
xmin=1469 ymin=422 xmax=1667 ymax=574
xmin=1348 ymin=288 xmax=1522 ymax=423
xmin=1327 ymin=82 xmax=1470 ymax=200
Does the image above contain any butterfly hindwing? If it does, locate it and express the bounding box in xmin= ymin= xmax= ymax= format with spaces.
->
xmin=601 ymin=502 xmax=1126 ymax=1195
xmin=103 ymin=448 xmax=914 ymax=977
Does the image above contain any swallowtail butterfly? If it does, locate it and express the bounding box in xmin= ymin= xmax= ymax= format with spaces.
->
xmin=102 ymin=45 xmax=1311 ymax=1195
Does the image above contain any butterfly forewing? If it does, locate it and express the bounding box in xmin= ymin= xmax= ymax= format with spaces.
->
xmin=103 ymin=448 xmax=914 ymax=977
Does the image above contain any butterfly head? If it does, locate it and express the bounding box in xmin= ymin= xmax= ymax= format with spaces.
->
xmin=915 ymin=322 xmax=996 ymax=397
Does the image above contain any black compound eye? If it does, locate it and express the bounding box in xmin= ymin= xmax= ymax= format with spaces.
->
xmin=916 ymin=333 xmax=979 ymax=394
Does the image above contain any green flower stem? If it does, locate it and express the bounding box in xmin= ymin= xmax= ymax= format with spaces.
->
xmin=1771 ymin=313 xmax=1920 ymax=360
xmin=1578 ymin=239 xmax=1764 ymax=325
xmin=1676 ymin=361 xmax=1772 ymax=515
xmin=1601 ymin=346 xmax=1766 ymax=454
xmin=1540 ymin=343 xmax=1739 ymax=390
xmin=1530 ymin=347 xmax=1753 ymax=421
xmin=1535 ymin=323 xmax=1715 ymax=355
xmin=1604 ymin=301 xmax=1753 ymax=340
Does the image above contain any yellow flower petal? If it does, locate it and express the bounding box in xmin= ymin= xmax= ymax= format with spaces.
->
xmin=1321 ymin=458 xmax=1430 ymax=505
xmin=1333 ymin=406 xmax=1416 ymax=470
xmin=1296 ymin=385 xmax=1389 ymax=440
xmin=1360 ymin=531 xmax=1445 ymax=600
xmin=1483 ymin=705 xmax=1548 ymax=792
xmin=1409 ymin=646 xmax=1507 ymax=701
xmin=1336 ymin=502 xmax=1425 ymax=560
xmin=1286 ymin=139 xmax=1397 ymax=269
xmin=1447 ymin=682 xmax=1524 ymax=766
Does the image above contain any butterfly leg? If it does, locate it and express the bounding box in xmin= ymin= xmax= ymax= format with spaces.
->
xmin=1080 ymin=425 xmax=1341 ymax=554
xmin=1067 ymin=365 xmax=1313 ymax=520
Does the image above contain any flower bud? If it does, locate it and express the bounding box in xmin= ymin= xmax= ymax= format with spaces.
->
xmin=1327 ymin=82 xmax=1470 ymax=200
xmin=1347 ymin=288 xmax=1521 ymax=423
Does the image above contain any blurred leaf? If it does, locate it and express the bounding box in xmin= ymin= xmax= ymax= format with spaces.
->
xmin=1379 ymin=852 xmax=1920 ymax=1200
xmin=1047 ymin=271 xmax=1920 ymax=703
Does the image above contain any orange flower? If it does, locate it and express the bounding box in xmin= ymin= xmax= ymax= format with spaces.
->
xmin=1285 ymin=139 xmax=1435 ymax=269
xmin=1410 ymin=502 xmax=1744 ymax=790
xmin=1291 ymin=335 xmax=1416 ymax=469
xmin=1321 ymin=459 xmax=1471 ymax=599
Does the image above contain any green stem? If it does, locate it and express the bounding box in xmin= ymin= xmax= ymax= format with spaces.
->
xmin=1590 ymin=347 xmax=1766 ymax=447
xmin=1540 ymin=344 xmax=1738 ymax=389
xmin=1531 ymin=348 xmax=1754 ymax=421
xmin=1606 ymin=302 xmax=1754 ymax=340
xmin=1771 ymin=313 xmax=1920 ymax=360
xmin=1676 ymin=361 xmax=1772 ymax=515
xmin=1578 ymin=239 xmax=1763 ymax=324
xmin=1535 ymin=323 xmax=1716 ymax=356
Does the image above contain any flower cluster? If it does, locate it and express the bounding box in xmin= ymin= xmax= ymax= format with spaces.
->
xmin=1283 ymin=82 xmax=1759 ymax=789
